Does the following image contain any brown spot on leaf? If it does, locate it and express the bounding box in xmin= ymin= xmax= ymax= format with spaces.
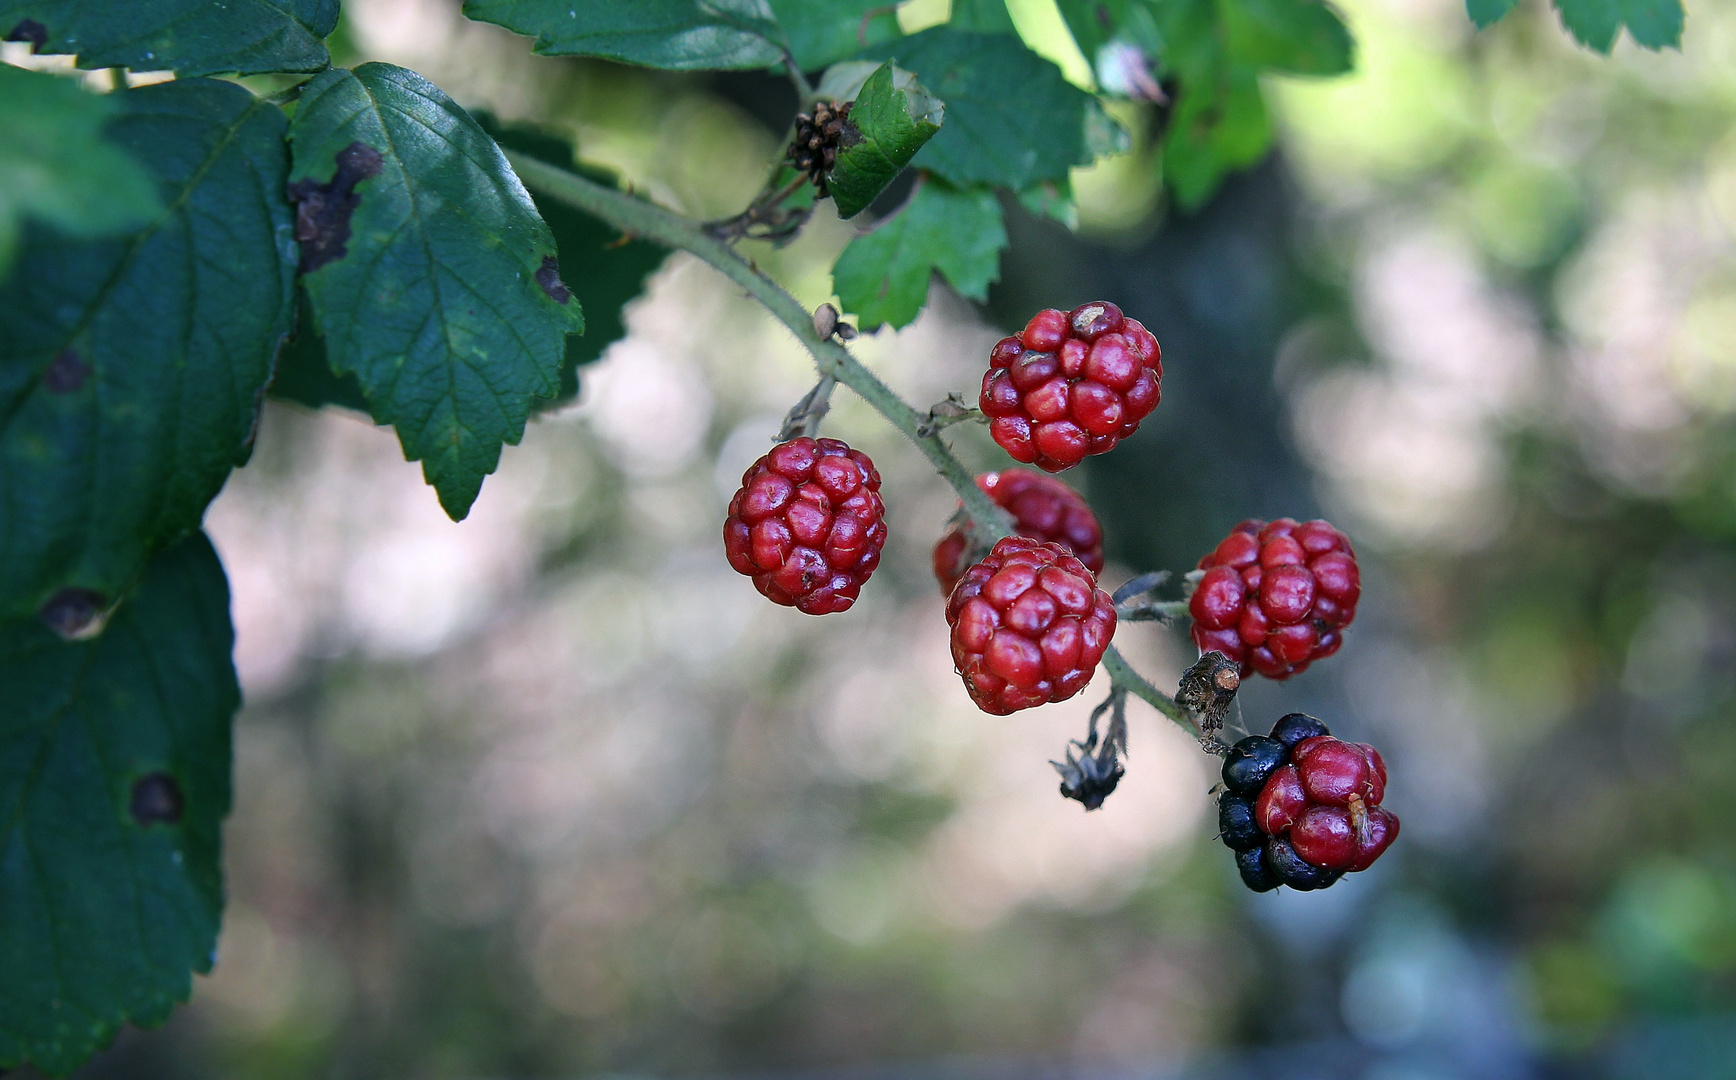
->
xmin=38 ymin=587 xmax=107 ymax=640
xmin=535 ymin=255 xmax=571 ymax=304
xmin=6 ymin=19 xmax=47 ymax=49
xmin=287 ymin=141 xmax=384 ymax=274
xmin=130 ymin=773 xmax=184 ymax=826
xmin=42 ymin=348 xmax=90 ymax=393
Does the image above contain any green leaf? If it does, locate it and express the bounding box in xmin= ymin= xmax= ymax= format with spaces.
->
xmin=1555 ymin=0 xmax=1622 ymax=50
xmin=1218 ymin=0 xmax=1353 ymax=76
xmin=1018 ymin=176 xmax=1078 ymax=229
xmin=0 ymin=532 xmax=237 ymax=1078
xmin=832 ymin=178 xmax=1006 ymax=330
xmin=1550 ymin=0 xmax=1681 ymax=51
xmin=287 ymin=63 xmax=583 ymax=520
xmin=950 ymin=0 xmax=1017 ymax=32
xmin=476 ymin=114 xmax=669 ymax=407
xmin=827 ymin=62 xmax=944 ymax=219
xmin=1162 ymin=66 xmax=1272 ymax=210
xmin=1466 ymin=0 xmax=1521 ymax=29
xmin=858 ymin=28 xmax=1124 ymax=190
xmin=1620 ymin=0 xmax=1684 ymax=49
xmin=0 ymin=78 xmax=295 ymax=624
xmin=0 ymin=65 xmax=160 ymax=283
xmin=1054 ymin=0 xmax=1164 ymax=60
xmin=266 ymin=294 xmax=370 ymax=414
xmin=0 ymin=0 xmax=338 ymax=76
xmin=771 ymin=0 xmax=901 ymax=70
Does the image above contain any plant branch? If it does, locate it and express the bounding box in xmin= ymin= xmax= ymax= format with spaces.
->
xmin=507 ymin=151 xmax=1014 ymax=541
xmin=1102 ymin=645 xmax=1197 ymax=738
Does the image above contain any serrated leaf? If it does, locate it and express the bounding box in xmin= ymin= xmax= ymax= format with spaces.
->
xmin=1218 ymin=0 xmax=1353 ymax=76
xmin=1466 ymin=0 xmax=1521 ymax=28
xmin=0 ymin=533 xmax=237 ymax=1078
xmin=832 ymin=178 xmax=1006 ymax=330
xmin=459 ymin=0 xmax=895 ymax=71
xmin=1554 ymin=0 xmax=1622 ymax=50
xmin=0 ymin=65 xmax=160 ymax=282
xmin=1162 ymin=66 xmax=1272 ymax=209
xmin=0 ymin=78 xmax=295 ymax=624
xmin=0 ymin=0 xmax=338 ymax=76
xmin=828 ymin=62 xmax=943 ymax=219
xmin=1054 ymin=0 xmax=1165 ymax=59
xmin=1620 ymin=0 xmax=1683 ymax=49
xmin=858 ymin=28 xmax=1122 ymax=189
xmin=288 ymin=63 xmax=583 ymax=520
xmin=476 ymin=114 xmax=669 ymax=406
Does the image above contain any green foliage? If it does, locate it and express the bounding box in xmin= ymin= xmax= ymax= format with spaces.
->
xmin=0 ymin=78 xmax=294 ymax=623
xmin=1554 ymin=0 xmax=1684 ymax=52
xmin=1164 ymin=65 xmax=1272 ymax=210
xmin=824 ymin=62 xmax=944 ymax=219
xmin=857 ymin=28 xmax=1127 ymax=191
xmin=949 ymin=0 xmax=1018 ymax=33
xmin=1219 ymin=0 xmax=1354 ymax=76
xmin=459 ymin=0 xmax=898 ymax=71
xmin=1466 ymin=0 xmax=1522 ymax=29
xmin=0 ymin=66 xmax=159 ymax=282
xmin=0 ymin=0 xmax=338 ymax=76
xmin=0 ymin=533 xmax=237 ymax=1078
xmin=287 ymin=63 xmax=583 ymax=520
xmin=832 ymin=178 xmax=1006 ymax=330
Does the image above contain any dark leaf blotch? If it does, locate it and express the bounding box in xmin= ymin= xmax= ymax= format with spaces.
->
xmin=6 ymin=18 xmax=47 ymax=49
xmin=287 ymin=141 xmax=384 ymax=273
xmin=38 ymin=587 xmax=107 ymax=639
xmin=42 ymin=348 xmax=91 ymax=393
xmin=129 ymin=772 xmax=184 ymax=826
xmin=535 ymin=255 xmax=572 ymax=304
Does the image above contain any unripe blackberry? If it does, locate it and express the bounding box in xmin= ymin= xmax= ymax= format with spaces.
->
xmin=1189 ymin=518 xmax=1360 ymax=680
xmin=946 ymin=536 xmax=1116 ymax=715
xmin=932 ymin=469 xmax=1103 ymax=595
xmin=979 ymin=301 xmax=1162 ymax=472
xmin=723 ymin=437 xmax=886 ymax=615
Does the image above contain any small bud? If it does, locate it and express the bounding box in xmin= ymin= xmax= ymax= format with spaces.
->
xmin=813 ymin=303 xmax=840 ymax=339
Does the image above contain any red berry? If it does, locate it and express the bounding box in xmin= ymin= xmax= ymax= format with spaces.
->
xmin=1189 ymin=518 xmax=1359 ymax=679
xmin=1250 ymin=731 xmax=1398 ymax=879
xmin=723 ymin=437 xmax=887 ymax=615
xmin=979 ymin=302 xmax=1162 ymax=472
xmin=932 ymin=470 xmax=1104 ymax=595
xmin=946 ymin=536 xmax=1116 ymax=715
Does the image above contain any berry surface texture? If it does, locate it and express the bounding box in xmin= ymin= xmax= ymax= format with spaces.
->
xmin=933 ymin=469 xmax=1104 ymax=595
xmin=947 ymin=536 xmax=1117 ymax=715
xmin=724 ymin=437 xmax=887 ymax=615
xmin=979 ymin=301 xmax=1162 ymax=472
xmin=1189 ymin=517 xmax=1360 ymax=679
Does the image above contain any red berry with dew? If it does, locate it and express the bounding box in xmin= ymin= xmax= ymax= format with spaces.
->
xmin=723 ymin=437 xmax=887 ymax=615
xmin=1189 ymin=517 xmax=1360 ymax=680
xmin=933 ymin=469 xmax=1104 ymax=596
xmin=979 ymin=301 xmax=1162 ymax=472
xmin=947 ymin=536 xmax=1117 ymax=715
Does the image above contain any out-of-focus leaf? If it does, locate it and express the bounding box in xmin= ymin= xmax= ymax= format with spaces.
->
xmin=1162 ymin=66 xmax=1271 ymax=210
xmin=0 ymin=65 xmax=160 ymax=282
xmin=266 ymin=294 xmax=369 ymax=414
xmin=0 ymin=533 xmax=236 ymax=1078
xmin=827 ymin=62 xmax=943 ymax=219
xmin=1551 ymin=0 xmax=1682 ymax=51
xmin=858 ymin=28 xmax=1124 ymax=189
xmin=950 ymin=0 xmax=1016 ymax=32
xmin=1019 ymin=176 xmax=1078 ymax=229
xmin=459 ymin=0 xmax=896 ymax=71
xmin=1618 ymin=0 xmax=1685 ymax=49
xmin=1219 ymin=0 xmax=1353 ymax=75
xmin=287 ymin=64 xmax=583 ymax=520
xmin=832 ymin=178 xmax=1006 ymax=330
xmin=1466 ymin=0 xmax=1521 ymax=28
xmin=0 ymin=79 xmax=294 ymax=624
xmin=0 ymin=0 xmax=337 ymax=75
xmin=1055 ymin=0 xmax=1163 ymax=59
xmin=477 ymin=114 xmax=669 ymax=406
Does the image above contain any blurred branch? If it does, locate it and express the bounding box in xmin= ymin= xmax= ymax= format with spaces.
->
xmin=506 ymin=150 xmax=1015 ymax=543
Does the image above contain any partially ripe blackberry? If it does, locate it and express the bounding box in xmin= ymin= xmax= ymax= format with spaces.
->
xmin=933 ymin=469 xmax=1104 ymax=595
xmin=1189 ymin=517 xmax=1360 ymax=680
xmin=947 ymin=536 xmax=1116 ymax=715
xmin=724 ymin=437 xmax=886 ymax=615
xmin=1216 ymin=714 xmax=1399 ymax=892
xmin=979 ymin=301 xmax=1162 ymax=472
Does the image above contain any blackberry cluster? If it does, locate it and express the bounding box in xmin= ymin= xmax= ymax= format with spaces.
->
xmin=932 ymin=469 xmax=1104 ymax=595
xmin=1189 ymin=518 xmax=1360 ymax=680
xmin=787 ymin=100 xmax=852 ymax=194
xmin=979 ymin=302 xmax=1162 ymax=472
xmin=723 ymin=437 xmax=886 ymax=615
xmin=1217 ymin=714 xmax=1399 ymax=892
xmin=947 ymin=536 xmax=1116 ymax=715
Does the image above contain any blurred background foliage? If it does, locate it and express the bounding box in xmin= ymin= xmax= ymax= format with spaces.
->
xmin=24 ymin=0 xmax=1736 ymax=1075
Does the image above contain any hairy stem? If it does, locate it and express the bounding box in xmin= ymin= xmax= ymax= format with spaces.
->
xmin=508 ymin=150 xmax=1014 ymax=540
xmin=1102 ymin=645 xmax=1197 ymax=738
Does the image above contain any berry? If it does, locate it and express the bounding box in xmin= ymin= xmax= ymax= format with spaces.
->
xmin=932 ymin=469 xmax=1104 ymax=595
xmin=723 ymin=437 xmax=886 ymax=615
xmin=979 ymin=301 xmax=1162 ymax=472
xmin=1216 ymin=714 xmax=1399 ymax=891
xmin=1189 ymin=517 xmax=1360 ymax=680
xmin=946 ymin=535 xmax=1117 ymax=715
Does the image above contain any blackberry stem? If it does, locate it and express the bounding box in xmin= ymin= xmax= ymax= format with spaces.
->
xmin=506 ymin=151 xmax=1198 ymax=736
